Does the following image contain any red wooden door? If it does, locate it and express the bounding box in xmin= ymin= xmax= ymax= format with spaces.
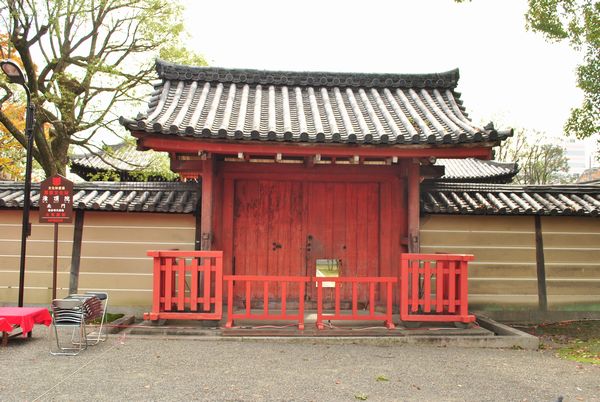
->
xmin=232 ymin=179 xmax=380 ymax=301
xmin=305 ymin=182 xmax=380 ymax=302
xmin=233 ymin=180 xmax=306 ymax=300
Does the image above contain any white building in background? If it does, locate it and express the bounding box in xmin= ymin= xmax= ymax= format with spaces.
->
xmin=564 ymin=137 xmax=599 ymax=175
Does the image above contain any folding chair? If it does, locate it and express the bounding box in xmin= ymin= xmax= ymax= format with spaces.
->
xmin=49 ymin=298 xmax=88 ymax=356
xmin=67 ymin=292 xmax=109 ymax=345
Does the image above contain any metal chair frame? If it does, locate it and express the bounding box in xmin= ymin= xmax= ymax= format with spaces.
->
xmin=49 ymin=298 xmax=88 ymax=356
xmin=67 ymin=292 xmax=109 ymax=345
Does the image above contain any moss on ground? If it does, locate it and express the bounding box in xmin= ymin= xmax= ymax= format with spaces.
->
xmin=521 ymin=320 xmax=600 ymax=365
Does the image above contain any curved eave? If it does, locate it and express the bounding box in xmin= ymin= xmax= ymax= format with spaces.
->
xmin=130 ymin=131 xmax=497 ymax=160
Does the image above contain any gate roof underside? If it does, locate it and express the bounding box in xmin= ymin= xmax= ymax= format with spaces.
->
xmin=120 ymin=60 xmax=512 ymax=147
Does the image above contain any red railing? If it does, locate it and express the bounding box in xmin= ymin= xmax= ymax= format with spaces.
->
xmin=144 ymin=250 xmax=223 ymax=321
xmin=224 ymin=275 xmax=310 ymax=330
xmin=315 ymin=277 xmax=397 ymax=329
xmin=400 ymin=253 xmax=475 ymax=323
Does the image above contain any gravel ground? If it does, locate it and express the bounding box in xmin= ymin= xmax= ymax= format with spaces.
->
xmin=1 ymin=327 xmax=599 ymax=401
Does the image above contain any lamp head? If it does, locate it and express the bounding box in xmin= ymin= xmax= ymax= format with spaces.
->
xmin=0 ymin=59 xmax=26 ymax=85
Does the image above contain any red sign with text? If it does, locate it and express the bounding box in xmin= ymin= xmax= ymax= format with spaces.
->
xmin=39 ymin=175 xmax=74 ymax=224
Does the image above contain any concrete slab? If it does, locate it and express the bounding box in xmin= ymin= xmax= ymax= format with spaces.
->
xmin=123 ymin=314 xmax=540 ymax=350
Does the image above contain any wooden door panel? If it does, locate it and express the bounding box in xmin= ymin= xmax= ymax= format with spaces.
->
xmin=233 ymin=180 xmax=305 ymax=301
xmin=305 ymin=182 xmax=380 ymax=301
xmin=233 ymin=179 xmax=381 ymax=303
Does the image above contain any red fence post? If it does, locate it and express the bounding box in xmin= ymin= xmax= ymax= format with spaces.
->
xmin=144 ymin=250 xmax=224 ymax=321
xmin=315 ymin=277 xmax=396 ymax=330
xmin=226 ymin=278 xmax=234 ymax=328
xmin=399 ymin=253 xmax=475 ymax=324
xmin=223 ymin=275 xmax=309 ymax=329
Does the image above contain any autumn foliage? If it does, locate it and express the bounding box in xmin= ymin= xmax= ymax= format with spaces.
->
xmin=0 ymin=34 xmax=25 ymax=180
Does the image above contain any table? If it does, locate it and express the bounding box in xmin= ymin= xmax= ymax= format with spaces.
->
xmin=0 ymin=307 xmax=52 ymax=346
xmin=0 ymin=317 xmax=12 ymax=346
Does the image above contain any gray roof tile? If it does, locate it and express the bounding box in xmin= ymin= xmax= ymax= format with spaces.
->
xmin=120 ymin=60 xmax=512 ymax=145
xmin=3 ymin=180 xmax=598 ymax=217
xmin=435 ymin=158 xmax=519 ymax=183
xmin=0 ymin=181 xmax=198 ymax=213
xmin=422 ymin=183 xmax=600 ymax=216
xmin=71 ymin=143 xmax=155 ymax=172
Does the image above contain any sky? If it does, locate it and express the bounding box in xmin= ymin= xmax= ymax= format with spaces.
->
xmin=181 ymin=0 xmax=598 ymax=166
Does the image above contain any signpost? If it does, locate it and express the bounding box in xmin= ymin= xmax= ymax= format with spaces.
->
xmin=39 ymin=175 xmax=73 ymax=300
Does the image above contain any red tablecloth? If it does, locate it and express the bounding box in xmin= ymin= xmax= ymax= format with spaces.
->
xmin=0 ymin=317 xmax=12 ymax=332
xmin=0 ymin=307 xmax=52 ymax=336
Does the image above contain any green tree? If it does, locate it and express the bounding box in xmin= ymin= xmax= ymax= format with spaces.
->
xmin=495 ymin=129 xmax=571 ymax=184
xmin=525 ymin=0 xmax=599 ymax=141
xmin=457 ymin=0 xmax=599 ymax=143
xmin=0 ymin=0 xmax=206 ymax=178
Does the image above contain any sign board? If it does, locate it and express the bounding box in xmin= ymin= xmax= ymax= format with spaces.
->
xmin=39 ymin=175 xmax=74 ymax=224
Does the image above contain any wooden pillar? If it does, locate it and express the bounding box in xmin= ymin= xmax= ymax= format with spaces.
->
xmin=194 ymin=193 xmax=202 ymax=251
xmin=407 ymin=160 xmax=421 ymax=253
xmin=69 ymin=209 xmax=85 ymax=295
xmin=534 ymin=215 xmax=548 ymax=311
xmin=200 ymin=158 xmax=215 ymax=250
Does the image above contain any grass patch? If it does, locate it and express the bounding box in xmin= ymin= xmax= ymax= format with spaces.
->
xmin=521 ymin=320 xmax=600 ymax=365
xmin=89 ymin=312 xmax=124 ymax=324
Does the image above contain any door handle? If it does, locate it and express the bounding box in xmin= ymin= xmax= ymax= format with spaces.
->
xmin=272 ymin=242 xmax=282 ymax=251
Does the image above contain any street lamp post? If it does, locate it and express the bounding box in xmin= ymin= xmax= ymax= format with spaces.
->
xmin=1 ymin=59 xmax=35 ymax=307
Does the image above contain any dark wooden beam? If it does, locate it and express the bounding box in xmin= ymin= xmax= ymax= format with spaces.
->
xmin=69 ymin=209 xmax=85 ymax=295
xmin=534 ymin=215 xmax=548 ymax=312
xmin=420 ymin=164 xmax=445 ymax=180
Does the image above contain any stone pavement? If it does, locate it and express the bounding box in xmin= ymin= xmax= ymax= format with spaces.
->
xmin=1 ymin=326 xmax=599 ymax=401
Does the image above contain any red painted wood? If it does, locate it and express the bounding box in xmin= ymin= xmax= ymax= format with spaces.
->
xmin=222 ymin=162 xmax=403 ymax=178
xmin=315 ymin=277 xmax=396 ymax=329
xmin=411 ymin=260 xmax=419 ymax=313
xmin=460 ymin=260 xmax=469 ymax=318
xmin=200 ymin=159 xmax=215 ymax=250
xmin=135 ymin=133 xmax=494 ymax=159
xmin=165 ymin=258 xmax=173 ymax=311
xmin=436 ymin=260 xmax=444 ymax=313
xmin=226 ymin=279 xmax=234 ymax=328
xmin=232 ymin=179 xmax=382 ymax=303
xmin=224 ymin=275 xmax=309 ymax=329
xmin=150 ymin=256 xmax=161 ymax=320
xmin=191 ymin=258 xmax=198 ymax=311
xmin=400 ymin=258 xmax=409 ymax=320
xmin=448 ymin=260 xmax=456 ymax=313
xmin=407 ymin=160 xmax=420 ymax=253
xmin=222 ymin=178 xmax=234 ymax=277
xmin=144 ymin=251 xmax=224 ymax=321
xmin=177 ymin=260 xmax=185 ymax=311
xmin=424 ymin=261 xmax=431 ymax=313
xmin=203 ymin=259 xmax=211 ymax=312
xmin=399 ymin=254 xmax=475 ymax=324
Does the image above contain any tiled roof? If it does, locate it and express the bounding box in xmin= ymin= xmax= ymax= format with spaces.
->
xmin=422 ymin=183 xmax=600 ymax=216
xmin=435 ymin=158 xmax=518 ymax=183
xmin=120 ymin=60 xmax=512 ymax=146
xmin=5 ymin=180 xmax=596 ymax=217
xmin=71 ymin=143 xmax=154 ymax=172
xmin=0 ymin=181 xmax=198 ymax=213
